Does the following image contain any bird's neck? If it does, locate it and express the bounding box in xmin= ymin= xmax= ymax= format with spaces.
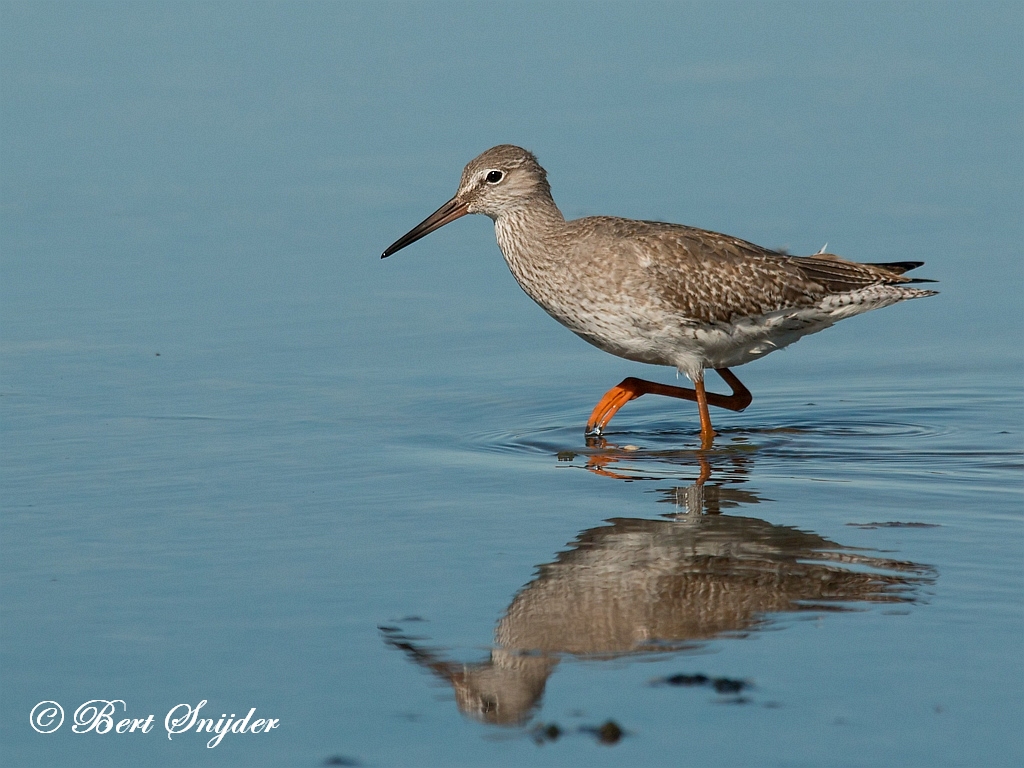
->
xmin=492 ymin=196 xmax=566 ymax=290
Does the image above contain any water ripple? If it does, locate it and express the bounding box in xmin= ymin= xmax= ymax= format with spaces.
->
xmin=461 ymin=412 xmax=1019 ymax=482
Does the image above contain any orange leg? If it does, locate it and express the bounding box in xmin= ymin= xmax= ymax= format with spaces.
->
xmin=695 ymin=377 xmax=714 ymax=449
xmin=585 ymin=368 xmax=752 ymax=445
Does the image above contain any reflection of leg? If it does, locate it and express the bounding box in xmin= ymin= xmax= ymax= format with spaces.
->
xmin=583 ymin=440 xmax=715 ymax=484
xmin=585 ymin=368 xmax=753 ymax=436
xmin=696 ymin=454 xmax=711 ymax=486
xmin=669 ymin=455 xmax=714 ymax=515
xmin=583 ymin=437 xmax=642 ymax=480
xmin=584 ymin=451 xmax=633 ymax=480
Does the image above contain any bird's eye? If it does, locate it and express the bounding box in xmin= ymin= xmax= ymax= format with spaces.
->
xmin=485 ymin=170 xmax=504 ymax=184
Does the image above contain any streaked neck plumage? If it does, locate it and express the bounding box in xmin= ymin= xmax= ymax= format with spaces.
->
xmin=491 ymin=192 xmax=567 ymax=302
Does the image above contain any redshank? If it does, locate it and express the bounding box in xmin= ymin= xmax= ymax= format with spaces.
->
xmin=382 ymin=145 xmax=936 ymax=447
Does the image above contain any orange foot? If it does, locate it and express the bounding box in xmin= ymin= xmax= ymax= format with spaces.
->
xmin=585 ymin=368 xmax=752 ymax=449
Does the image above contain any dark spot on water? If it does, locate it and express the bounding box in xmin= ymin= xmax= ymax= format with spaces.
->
xmin=557 ymin=451 xmax=576 ymax=461
xmin=377 ymin=625 xmax=401 ymax=634
xmin=653 ymin=673 xmax=749 ymax=693
xmin=399 ymin=615 xmax=426 ymax=622
xmin=155 ymin=352 xmax=160 ymax=356
xmin=532 ymin=722 xmax=561 ymax=744
xmin=585 ymin=720 xmax=622 ymax=745
xmin=600 ymin=721 xmax=624 ymax=744
xmin=713 ymin=678 xmax=747 ymax=694
xmin=847 ymin=521 xmax=940 ymax=529
xmin=322 ymin=756 xmax=361 ymax=766
xmin=661 ymin=673 xmax=709 ymax=687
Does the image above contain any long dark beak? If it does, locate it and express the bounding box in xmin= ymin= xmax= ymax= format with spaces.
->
xmin=381 ymin=197 xmax=470 ymax=258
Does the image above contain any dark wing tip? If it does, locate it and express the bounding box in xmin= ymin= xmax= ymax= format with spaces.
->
xmin=867 ymin=261 xmax=938 ymax=284
xmin=866 ymin=260 xmax=925 ymax=274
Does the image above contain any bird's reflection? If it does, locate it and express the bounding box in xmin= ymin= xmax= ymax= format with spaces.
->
xmin=382 ymin=442 xmax=935 ymax=726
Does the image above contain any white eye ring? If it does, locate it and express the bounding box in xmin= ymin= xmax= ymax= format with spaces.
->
xmin=485 ymin=170 xmax=504 ymax=184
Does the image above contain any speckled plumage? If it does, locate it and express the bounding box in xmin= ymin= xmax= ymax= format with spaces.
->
xmin=382 ymin=145 xmax=936 ymax=437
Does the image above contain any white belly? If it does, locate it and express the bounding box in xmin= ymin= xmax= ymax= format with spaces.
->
xmin=547 ymin=285 xmax=919 ymax=379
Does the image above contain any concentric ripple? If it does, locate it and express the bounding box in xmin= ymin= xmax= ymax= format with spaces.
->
xmin=459 ymin=400 xmax=1017 ymax=484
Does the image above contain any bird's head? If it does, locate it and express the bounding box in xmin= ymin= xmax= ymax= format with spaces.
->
xmin=381 ymin=145 xmax=549 ymax=258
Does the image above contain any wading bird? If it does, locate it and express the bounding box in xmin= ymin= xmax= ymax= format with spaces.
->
xmin=382 ymin=145 xmax=935 ymax=448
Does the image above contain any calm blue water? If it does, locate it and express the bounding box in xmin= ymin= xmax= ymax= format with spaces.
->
xmin=2 ymin=3 xmax=1021 ymax=766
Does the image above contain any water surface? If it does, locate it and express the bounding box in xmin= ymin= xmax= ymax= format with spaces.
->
xmin=2 ymin=3 xmax=1021 ymax=766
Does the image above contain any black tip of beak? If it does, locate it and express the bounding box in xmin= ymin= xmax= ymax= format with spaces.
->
xmin=380 ymin=197 xmax=469 ymax=262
